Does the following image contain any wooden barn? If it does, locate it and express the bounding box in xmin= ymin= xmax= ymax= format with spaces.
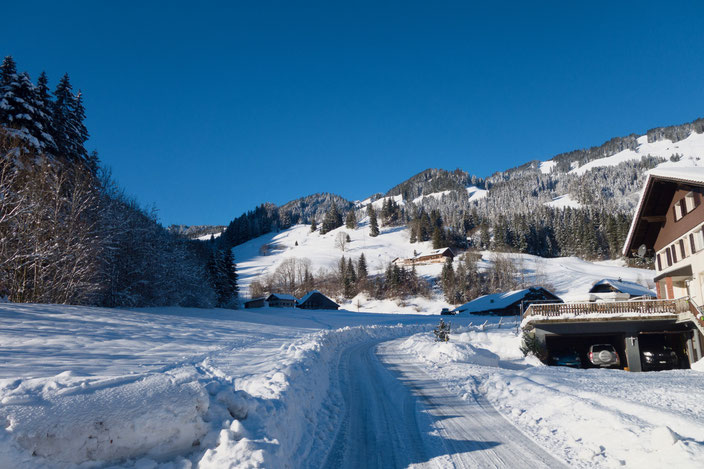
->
xmin=244 ymin=297 xmax=266 ymax=309
xmin=297 ymin=290 xmax=339 ymax=310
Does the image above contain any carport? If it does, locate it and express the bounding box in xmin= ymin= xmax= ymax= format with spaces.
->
xmin=530 ymin=318 xmax=699 ymax=372
xmin=546 ymin=333 xmax=626 ymax=369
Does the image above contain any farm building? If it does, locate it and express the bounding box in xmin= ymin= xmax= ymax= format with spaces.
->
xmin=394 ymin=248 xmax=455 ymax=266
xmin=454 ymin=287 xmax=562 ymax=316
xmin=266 ymin=293 xmax=297 ymax=308
xmin=244 ymin=297 xmax=266 ymax=309
xmin=297 ymin=290 xmax=339 ymax=310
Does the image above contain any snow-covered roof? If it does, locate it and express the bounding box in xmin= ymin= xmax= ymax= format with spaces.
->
xmin=623 ymin=167 xmax=704 ymax=256
xmin=298 ymin=290 xmax=322 ymax=304
xmin=647 ymin=166 xmax=704 ymax=183
xmin=454 ymin=287 xmax=558 ymax=314
xmin=589 ymin=279 xmax=655 ymax=297
xmin=413 ymin=248 xmax=453 ymax=259
xmin=267 ymin=293 xmax=297 ymax=301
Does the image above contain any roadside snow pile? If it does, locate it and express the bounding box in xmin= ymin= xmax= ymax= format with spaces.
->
xmin=398 ymin=331 xmax=499 ymax=367
xmin=393 ymin=323 xmax=704 ymax=468
xmin=198 ymin=323 xmax=432 ymax=468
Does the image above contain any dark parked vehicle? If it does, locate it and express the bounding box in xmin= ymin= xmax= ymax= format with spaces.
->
xmin=588 ymin=344 xmax=620 ymax=368
xmin=549 ymin=350 xmax=582 ymax=368
xmin=641 ymin=346 xmax=678 ymax=371
xmin=440 ymin=308 xmax=455 ymax=315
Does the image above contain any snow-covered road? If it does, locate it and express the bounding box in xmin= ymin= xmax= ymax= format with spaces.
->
xmin=323 ymin=338 xmax=564 ymax=468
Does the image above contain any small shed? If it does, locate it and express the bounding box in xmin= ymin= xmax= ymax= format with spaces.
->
xmin=266 ymin=293 xmax=297 ymax=308
xmin=588 ymin=279 xmax=656 ymax=301
xmin=454 ymin=287 xmax=562 ymax=316
xmin=244 ymin=297 xmax=266 ymax=309
xmin=297 ymin=290 xmax=339 ymax=310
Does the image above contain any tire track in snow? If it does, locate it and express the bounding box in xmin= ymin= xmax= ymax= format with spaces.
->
xmin=321 ymin=338 xmax=565 ymax=468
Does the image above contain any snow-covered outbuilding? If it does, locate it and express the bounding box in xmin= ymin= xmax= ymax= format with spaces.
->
xmin=454 ymin=287 xmax=562 ymax=316
xmin=296 ymin=290 xmax=339 ymax=310
xmin=266 ymin=293 xmax=297 ymax=308
xmin=588 ymin=279 xmax=656 ymax=301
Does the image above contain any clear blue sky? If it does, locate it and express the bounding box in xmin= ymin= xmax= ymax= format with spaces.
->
xmin=2 ymin=1 xmax=703 ymax=226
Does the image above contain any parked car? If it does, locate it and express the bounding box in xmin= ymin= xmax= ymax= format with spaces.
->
xmin=549 ymin=350 xmax=582 ymax=368
xmin=440 ymin=308 xmax=455 ymax=315
xmin=588 ymin=344 xmax=620 ymax=368
xmin=641 ymin=345 xmax=678 ymax=371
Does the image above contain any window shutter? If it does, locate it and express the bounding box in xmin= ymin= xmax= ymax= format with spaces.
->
xmin=680 ymin=239 xmax=686 ymax=258
xmin=657 ymin=254 xmax=662 ymax=271
xmin=666 ymin=247 xmax=673 ymax=266
xmin=695 ymin=192 xmax=701 ymax=208
xmin=690 ymin=233 xmax=696 ymax=253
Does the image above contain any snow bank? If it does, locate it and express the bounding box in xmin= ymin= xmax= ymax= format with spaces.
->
xmin=197 ymin=323 xmax=435 ymax=468
xmin=392 ymin=323 xmax=704 ymax=468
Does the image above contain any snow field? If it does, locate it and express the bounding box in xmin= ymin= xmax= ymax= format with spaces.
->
xmin=393 ymin=323 xmax=704 ymax=468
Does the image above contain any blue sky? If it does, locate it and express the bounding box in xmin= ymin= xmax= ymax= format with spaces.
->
xmin=2 ymin=1 xmax=704 ymax=226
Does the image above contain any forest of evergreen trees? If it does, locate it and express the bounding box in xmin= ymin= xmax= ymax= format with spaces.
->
xmin=0 ymin=56 xmax=237 ymax=307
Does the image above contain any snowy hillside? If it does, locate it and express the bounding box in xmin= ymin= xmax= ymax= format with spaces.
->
xmin=568 ymin=132 xmax=704 ymax=176
xmin=233 ymin=219 xmax=655 ymax=308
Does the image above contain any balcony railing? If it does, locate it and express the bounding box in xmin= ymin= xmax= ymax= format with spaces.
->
xmin=524 ymin=297 xmax=691 ymax=319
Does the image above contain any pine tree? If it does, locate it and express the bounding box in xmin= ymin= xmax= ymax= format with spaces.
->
xmin=357 ymin=253 xmax=368 ymax=280
xmin=368 ymin=205 xmax=380 ymax=237
xmin=52 ymin=74 xmax=88 ymax=163
xmin=432 ymin=226 xmax=445 ymax=249
xmin=310 ymin=219 xmax=317 ymax=232
xmin=345 ymin=210 xmax=357 ymax=229
xmin=35 ymin=71 xmax=57 ymax=153
xmin=321 ymin=203 xmax=343 ymax=234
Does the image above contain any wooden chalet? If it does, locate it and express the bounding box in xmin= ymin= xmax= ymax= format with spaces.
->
xmin=623 ymin=167 xmax=704 ymax=304
xmin=394 ymin=248 xmax=455 ymax=266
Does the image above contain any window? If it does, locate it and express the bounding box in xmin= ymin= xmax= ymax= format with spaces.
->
xmin=674 ymin=200 xmax=683 ymax=220
xmin=696 ymin=229 xmax=704 ymax=252
xmin=680 ymin=239 xmax=686 ymax=258
xmin=686 ymin=191 xmax=696 ymax=212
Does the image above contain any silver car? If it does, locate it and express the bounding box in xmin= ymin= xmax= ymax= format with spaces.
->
xmin=588 ymin=344 xmax=620 ymax=368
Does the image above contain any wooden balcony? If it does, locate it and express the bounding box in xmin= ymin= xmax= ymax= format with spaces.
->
xmin=524 ymin=298 xmax=691 ymax=321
